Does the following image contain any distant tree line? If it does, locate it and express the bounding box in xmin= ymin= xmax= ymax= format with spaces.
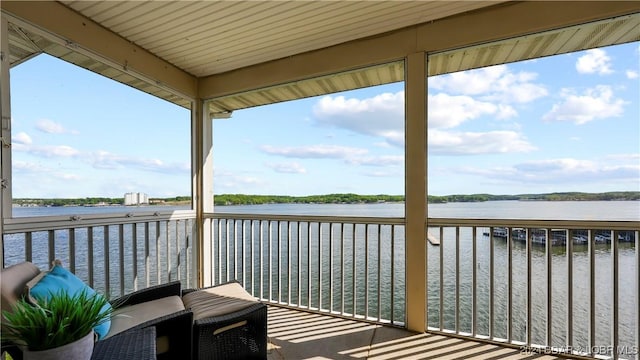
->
xmin=13 ymin=191 xmax=639 ymax=207
xmin=213 ymin=193 xmax=404 ymax=205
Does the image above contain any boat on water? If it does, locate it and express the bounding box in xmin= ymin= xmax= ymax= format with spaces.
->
xmin=483 ymin=227 xmax=635 ymax=246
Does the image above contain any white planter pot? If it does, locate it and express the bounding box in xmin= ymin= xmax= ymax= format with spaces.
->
xmin=23 ymin=330 xmax=95 ymax=360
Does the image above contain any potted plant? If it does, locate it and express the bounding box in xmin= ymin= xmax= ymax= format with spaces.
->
xmin=1 ymin=289 xmax=112 ymax=360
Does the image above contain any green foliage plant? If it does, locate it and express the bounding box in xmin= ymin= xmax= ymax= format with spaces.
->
xmin=1 ymin=290 xmax=112 ymax=351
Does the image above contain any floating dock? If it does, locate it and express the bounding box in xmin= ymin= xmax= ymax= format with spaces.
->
xmin=427 ymin=231 xmax=440 ymax=245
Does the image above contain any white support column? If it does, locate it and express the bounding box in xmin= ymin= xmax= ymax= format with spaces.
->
xmin=405 ymin=51 xmax=428 ymax=332
xmin=193 ymin=98 xmax=214 ymax=287
xmin=0 ymin=15 xmax=13 ymax=266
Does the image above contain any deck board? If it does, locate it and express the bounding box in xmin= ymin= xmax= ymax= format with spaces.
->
xmin=266 ymin=306 xmax=562 ymax=359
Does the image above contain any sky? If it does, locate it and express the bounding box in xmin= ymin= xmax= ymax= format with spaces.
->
xmin=9 ymin=42 xmax=640 ymax=199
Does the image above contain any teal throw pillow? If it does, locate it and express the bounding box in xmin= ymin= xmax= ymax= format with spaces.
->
xmin=27 ymin=264 xmax=112 ymax=339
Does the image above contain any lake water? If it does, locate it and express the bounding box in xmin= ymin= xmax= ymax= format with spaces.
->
xmin=8 ymin=200 xmax=639 ymax=356
xmin=13 ymin=199 xmax=639 ymax=220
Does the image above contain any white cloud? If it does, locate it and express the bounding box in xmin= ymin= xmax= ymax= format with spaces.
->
xmin=576 ymin=49 xmax=613 ymax=75
xmin=260 ymin=144 xmax=368 ymax=159
xmin=626 ymin=70 xmax=638 ymax=79
xmin=313 ymin=91 xmax=520 ymax=148
xmin=313 ymin=92 xmax=404 ymax=138
xmin=12 ymin=160 xmax=50 ymax=173
xmin=35 ymin=119 xmax=78 ymax=134
xmin=428 ymin=93 xmax=515 ymax=129
xmin=12 ymin=132 xmax=32 ymax=145
xmin=89 ymin=150 xmax=189 ymax=173
xmin=542 ymin=85 xmax=626 ymax=124
xmin=429 ymin=64 xmax=547 ymax=103
xmin=214 ymin=170 xmax=268 ymax=193
xmin=347 ymin=155 xmax=403 ymax=167
xmin=461 ymin=156 xmax=639 ymax=185
xmin=361 ymin=170 xmax=400 ymax=178
xmin=266 ymin=162 xmax=307 ymax=174
xmin=29 ymin=145 xmax=80 ymax=158
xmin=428 ymin=129 xmax=536 ymax=155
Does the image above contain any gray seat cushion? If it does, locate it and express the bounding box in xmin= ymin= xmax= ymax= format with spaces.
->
xmin=105 ymin=295 xmax=185 ymax=339
xmin=182 ymin=282 xmax=258 ymax=321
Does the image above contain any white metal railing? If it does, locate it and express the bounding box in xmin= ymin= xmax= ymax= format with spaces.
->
xmin=427 ymin=218 xmax=639 ymax=360
xmin=207 ymin=214 xmax=639 ymax=360
xmin=205 ymin=213 xmax=406 ymax=325
xmin=2 ymin=211 xmax=196 ymax=299
xmin=3 ymin=212 xmax=638 ymax=359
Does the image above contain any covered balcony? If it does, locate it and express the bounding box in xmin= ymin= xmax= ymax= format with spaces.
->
xmin=1 ymin=1 xmax=639 ymax=359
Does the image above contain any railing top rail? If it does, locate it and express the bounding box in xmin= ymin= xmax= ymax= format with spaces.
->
xmin=206 ymin=212 xmax=405 ymax=225
xmin=3 ymin=210 xmax=196 ymax=233
xmin=427 ymin=217 xmax=640 ymax=230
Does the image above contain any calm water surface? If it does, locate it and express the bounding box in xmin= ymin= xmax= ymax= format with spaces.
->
xmin=9 ymin=201 xmax=639 ymax=356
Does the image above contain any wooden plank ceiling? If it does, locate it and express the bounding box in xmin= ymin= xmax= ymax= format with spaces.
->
xmin=4 ymin=1 xmax=640 ymax=114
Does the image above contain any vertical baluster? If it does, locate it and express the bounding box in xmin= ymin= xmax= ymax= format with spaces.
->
xmin=341 ymin=222 xmax=345 ymax=315
xmin=330 ymin=223 xmax=334 ymax=313
xmin=307 ymin=221 xmax=311 ymax=309
xmin=288 ymin=221 xmax=292 ymax=305
xmin=234 ymin=219 xmax=238 ymax=282
xmin=489 ymin=226 xmax=494 ymax=339
xmin=439 ymin=226 xmax=444 ymax=331
xmin=352 ymin=223 xmax=356 ymax=318
xmin=25 ymin=232 xmax=33 ymax=262
xmin=526 ymin=227 xmax=532 ymax=347
xmin=119 ymin=224 xmax=125 ymax=296
xmin=391 ymin=224 xmax=395 ymax=324
xmin=259 ymin=220 xmax=264 ymax=301
xmin=132 ymin=223 xmax=138 ymax=291
xmin=185 ymin=221 xmax=190 ymax=286
xmin=166 ymin=221 xmax=171 ymax=282
xmin=226 ymin=219 xmax=230 ymax=283
xmin=377 ymin=224 xmax=382 ymax=321
xmin=268 ymin=220 xmax=272 ymax=302
xmin=472 ymin=226 xmax=477 ymax=336
xmin=365 ymin=223 xmax=369 ymax=320
xmin=635 ymin=230 xmax=639 ymax=360
xmin=69 ymin=228 xmax=76 ymax=274
xmin=217 ymin=219 xmax=222 ymax=285
xmin=566 ymin=229 xmax=573 ymax=352
xmin=455 ymin=226 xmax=460 ymax=334
xmin=241 ymin=220 xmax=246 ymax=288
xmin=425 ymin=222 xmax=429 ymax=330
xmin=546 ymin=228 xmax=553 ymax=347
xmin=87 ymin=227 xmax=94 ymax=288
xmin=145 ymin=222 xmax=150 ymax=288
xmin=507 ymin=227 xmax=513 ymax=343
xmin=589 ymin=229 xmax=596 ymax=354
xmin=48 ymin=229 xmax=55 ymax=266
xmin=611 ymin=230 xmax=619 ymax=360
xmin=297 ymin=222 xmax=302 ymax=307
xmin=277 ymin=220 xmax=281 ymax=304
xmin=176 ymin=220 xmax=181 ymax=281
xmin=318 ymin=222 xmax=322 ymax=311
xmin=104 ymin=225 xmax=110 ymax=298
xmin=155 ymin=221 xmax=161 ymax=284
xmin=250 ymin=220 xmax=254 ymax=295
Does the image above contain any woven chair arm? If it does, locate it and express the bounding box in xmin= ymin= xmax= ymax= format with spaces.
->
xmin=193 ymin=302 xmax=266 ymax=329
xmin=111 ymin=281 xmax=182 ymax=307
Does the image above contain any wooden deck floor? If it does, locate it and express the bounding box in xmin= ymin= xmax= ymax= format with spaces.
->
xmin=266 ymin=306 xmax=563 ymax=360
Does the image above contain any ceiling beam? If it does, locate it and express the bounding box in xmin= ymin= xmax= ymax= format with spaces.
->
xmin=1 ymin=0 xmax=197 ymax=99
xmin=199 ymin=1 xmax=639 ymax=100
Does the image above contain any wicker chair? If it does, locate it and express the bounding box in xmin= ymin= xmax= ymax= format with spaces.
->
xmin=182 ymin=281 xmax=267 ymax=360
xmin=0 ymin=262 xmax=193 ymax=360
xmin=109 ymin=281 xmax=193 ymax=360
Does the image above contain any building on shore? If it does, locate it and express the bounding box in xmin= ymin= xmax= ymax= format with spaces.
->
xmin=124 ymin=192 xmax=149 ymax=206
